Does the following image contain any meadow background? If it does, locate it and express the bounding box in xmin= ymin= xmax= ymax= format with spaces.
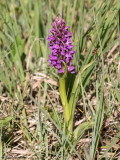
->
xmin=0 ymin=0 xmax=120 ymax=159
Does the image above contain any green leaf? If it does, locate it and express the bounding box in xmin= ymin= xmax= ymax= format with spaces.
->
xmin=68 ymin=60 xmax=95 ymax=130
xmin=0 ymin=116 xmax=12 ymax=129
xmin=74 ymin=121 xmax=94 ymax=139
xmin=12 ymin=35 xmax=25 ymax=57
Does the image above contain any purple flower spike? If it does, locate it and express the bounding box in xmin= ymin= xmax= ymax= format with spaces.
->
xmin=47 ymin=14 xmax=75 ymax=74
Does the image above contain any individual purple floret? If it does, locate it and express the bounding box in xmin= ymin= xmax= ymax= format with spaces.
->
xmin=47 ymin=14 xmax=75 ymax=74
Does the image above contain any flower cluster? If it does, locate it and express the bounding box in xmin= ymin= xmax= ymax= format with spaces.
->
xmin=47 ymin=14 xmax=75 ymax=74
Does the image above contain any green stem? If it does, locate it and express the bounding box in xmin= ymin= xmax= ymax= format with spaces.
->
xmin=59 ymin=76 xmax=70 ymax=125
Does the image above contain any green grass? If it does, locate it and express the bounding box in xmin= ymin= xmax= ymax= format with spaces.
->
xmin=0 ymin=0 xmax=120 ymax=159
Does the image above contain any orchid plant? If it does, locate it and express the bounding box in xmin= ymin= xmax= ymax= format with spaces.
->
xmin=47 ymin=14 xmax=94 ymax=135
